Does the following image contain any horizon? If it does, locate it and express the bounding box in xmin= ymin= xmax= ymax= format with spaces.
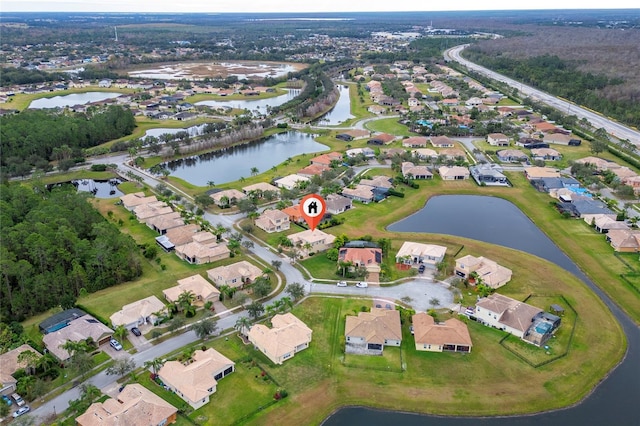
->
xmin=2 ymin=1 xmax=638 ymax=14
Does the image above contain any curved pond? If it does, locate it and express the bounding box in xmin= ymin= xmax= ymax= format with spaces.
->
xmin=317 ymin=85 xmax=354 ymax=126
xmin=195 ymin=89 xmax=300 ymax=111
xmin=28 ymin=92 xmax=122 ymax=109
xmin=322 ymin=195 xmax=640 ymax=426
xmin=160 ymin=131 xmax=326 ymax=186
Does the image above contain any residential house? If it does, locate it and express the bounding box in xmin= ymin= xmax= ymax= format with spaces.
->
xmin=610 ymin=166 xmax=638 ymax=181
xmin=345 ymin=308 xmax=402 ymax=354
xmin=341 ymin=186 xmax=375 ymax=204
xmin=338 ymin=247 xmax=382 ymax=282
xmin=158 ymin=349 xmax=235 ymax=409
xmin=248 ymin=313 xmax=313 ymax=364
xmin=558 ymin=195 xmax=615 ymax=219
xmin=469 ymin=163 xmax=508 ymax=186
xmin=606 ymin=229 xmax=640 ymax=252
xmin=346 ymin=147 xmax=376 ymax=158
xmin=146 ymin=211 xmax=184 ymax=234
xmin=359 ymin=176 xmax=393 ymax=192
xmin=412 ymin=313 xmax=472 ymax=353
xmin=120 ymin=192 xmax=157 ymax=211
xmin=242 ymin=182 xmax=280 ymax=199
xmin=395 ymin=242 xmax=447 ymax=269
xmin=401 ymin=162 xmax=432 ymax=179
xmin=110 ymin=296 xmax=167 ymax=329
xmin=412 ymin=148 xmax=438 ymax=160
xmin=174 ymin=231 xmax=229 ymax=264
xmin=39 ymin=308 xmax=88 ymax=334
xmin=592 ymin=215 xmax=629 ymax=233
xmin=0 ymin=345 xmax=41 ymax=395
xmin=274 ymin=174 xmax=310 ymax=190
xmin=43 ymin=315 xmax=113 ymax=361
xmin=429 ymin=136 xmax=455 ymax=148
xmin=210 ymin=189 xmax=246 ymax=207
xmin=255 ymin=209 xmax=290 ymax=233
xmin=207 ymin=261 xmax=263 ymax=289
xmin=162 ymin=224 xmax=200 ymax=247
xmin=543 ymin=133 xmax=581 ymax=146
xmin=287 ymin=229 xmax=336 ymax=257
xmin=341 ymin=129 xmax=370 ymax=140
xmin=310 ymin=152 xmax=343 ymax=167
xmin=531 ymin=148 xmax=562 ymax=161
xmin=487 ymin=133 xmax=510 ymax=146
xmin=475 ymin=293 xmax=561 ymax=346
xmin=497 ymin=149 xmax=528 ymax=163
xmin=438 ymin=166 xmax=470 ymax=180
xmin=439 ymin=148 xmax=466 ymax=161
xmin=134 ymin=201 xmax=173 ymax=222
xmin=336 ymin=132 xmax=355 ymax=141
xmin=76 ymin=384 xmax=178 ymax=426
xmin=455 ymin=255 xmax=512 ymax=289
xmin=367 ymin=133 xmax=396 ymax=145
xmin=325 ymin=193 xmax=352 ymax=215
xmin=297 ymin=164 xmax=329 ymax=178
xmin=523 ymin=166 xmax=561 ymax=180
xmin=163 ymin=274 xmax=220 ymax=305
xmin=281 ymin=204 xmax=304 ymax=223
xmin=402 ymin=136 xmax=429 ymax=148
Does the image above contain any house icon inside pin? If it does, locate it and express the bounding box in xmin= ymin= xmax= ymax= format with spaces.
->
xmin=308 ymin=201 xmax=318 ymax=214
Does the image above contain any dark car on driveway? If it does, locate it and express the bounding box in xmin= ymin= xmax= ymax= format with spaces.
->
xmin=418 ymin=264 xmax=426 ymax=273
xmin=131 ymin=327 xmax=142 ymax=337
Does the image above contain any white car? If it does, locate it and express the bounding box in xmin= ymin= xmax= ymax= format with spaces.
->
xmin=355 ymin=282 xmax=368 ymax=288
xmin=13 ymin=406 xmax=30 ymax=418
xmin=110 ymin=338 xmax=123 ymax=351
xmin=336 ymin=281 xmax=348 ymax=287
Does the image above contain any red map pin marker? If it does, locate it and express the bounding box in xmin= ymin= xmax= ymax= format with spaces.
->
xmin=300 ymin=194 xmax=326 ymax=231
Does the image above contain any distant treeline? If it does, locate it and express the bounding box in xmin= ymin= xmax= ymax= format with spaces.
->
xmin=0 ymin=184 xmax=142 ymax=321
xmin=0 ymin=106 xmax=136 ymax=177
xmin=464 ymin=50 xmax=640 ymax=128
xmin=362 ymin=37 xmax=470 ymax=63
xmin=0 ymin=68 xmax=66 ymax=86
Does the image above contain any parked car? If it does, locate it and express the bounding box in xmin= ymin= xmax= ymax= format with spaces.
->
xmin=109 ymin=338 xmax=123 ymax=351
xmin=418 ymin=264 xmax=426 ymax=273
xmin=11 ymin=393 xmax=24 ymax=407
xmin=336 ymin=281 xmax=348 ymax=287
xmin=1 ymin=395 xmax=12 ymax=406
xmin=131 ymin=327 xmax=142 ymax=337
xmin=12 ymin=406 xmax=30 ymax=418
xmin=355 ymin=282 xmax=368 ymax=288
xmin=410 ymin=325 xmax=414 ymax=335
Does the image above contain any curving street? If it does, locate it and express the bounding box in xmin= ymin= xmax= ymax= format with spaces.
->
xmin=444 ymin=44 xmax=640 ymax=148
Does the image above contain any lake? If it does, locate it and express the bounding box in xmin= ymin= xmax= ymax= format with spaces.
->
xmin=144 ymin=124 xmax=208 ymax=139
xmin=317 ymin=85 xmax=354 ymax=126
xmin=48 ymin=179 xmax=124 ymax=199
xmin=195 ymin=89 xmax=300 ymax=111
xmin=28 ymin=92 xmax=122 ymax=109
xmin=322 ymin=195 xmax=640 ymax=426
xmin=160 ymin=131 xmax=327 ymax=186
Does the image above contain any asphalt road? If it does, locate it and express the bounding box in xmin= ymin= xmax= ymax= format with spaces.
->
xmin=28 ymin=159 xmax=456 ymax=422
xmin=444 ymin=44 xmax=640 ymax=148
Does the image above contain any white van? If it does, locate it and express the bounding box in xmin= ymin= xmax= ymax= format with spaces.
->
xmin=12 ymin=393 xmax=25 ymax=407
xmin=355 ymin=282 xmax=368 ymax=288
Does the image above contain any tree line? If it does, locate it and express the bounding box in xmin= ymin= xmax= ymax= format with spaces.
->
xmin=464 ymin=50 xmax=640 ymax=128
xmin=0 ymin=184 xmax=143 ymax=321
xmin=1 ymin=106 xmax=136 ymax=178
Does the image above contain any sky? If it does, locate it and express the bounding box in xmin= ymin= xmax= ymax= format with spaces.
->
xmin=1 ymin=0 xmax=638 ymax=13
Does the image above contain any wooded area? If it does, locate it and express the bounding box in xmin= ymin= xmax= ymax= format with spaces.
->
xmin=0 ymin=184 xmax=142 ymax=321
xmin=466 ymin=26 xmax=640 ymax=128
xmin=0 ymin=106 xmax=136 ymax=177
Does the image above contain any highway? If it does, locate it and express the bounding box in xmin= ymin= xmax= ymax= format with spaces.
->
xmin=444 ymin=44 xmax=640 ymax=148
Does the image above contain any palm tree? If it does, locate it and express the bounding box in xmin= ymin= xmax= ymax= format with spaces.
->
xmin=113 ymin=325 xmax=128 ymax=343
xmin=219 ymin=285 xmax=235 ymax=301
xmin=144 ymin=357 xmax=164 ymax=375
xmin=234 ymin=316 xmax=252 ymax=336
xmin=207 ymin=180 xmax=215 ymax=187
xmin=60 ymin=340 xmax=90 ymax=358
xmin=177 ymin=290 xmax=196 ymax=312
xmin=17 ymin=350 xmax=39 ymax=375
xmin=279 ymin=296 xmax=294 ymax=312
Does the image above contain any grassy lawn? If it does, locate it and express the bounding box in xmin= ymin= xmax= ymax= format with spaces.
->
xmin=365 ymin=117 xmax=417 ymax=137
xmin=343 ymin=346 xmax=403 ymax=373
xmin=243 ymin=288 xmax=623 ymax=424
xmin=500 ymin=295 xmax=578 ymax=366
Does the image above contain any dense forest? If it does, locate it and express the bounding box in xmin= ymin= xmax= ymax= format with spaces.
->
xmin=0 ymin=106 xmax=136 ymax=177
xmin=0 ymin=184 xmax=142 ymax=321
xmin=466 ymin=27 xmax=640 ymax=128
